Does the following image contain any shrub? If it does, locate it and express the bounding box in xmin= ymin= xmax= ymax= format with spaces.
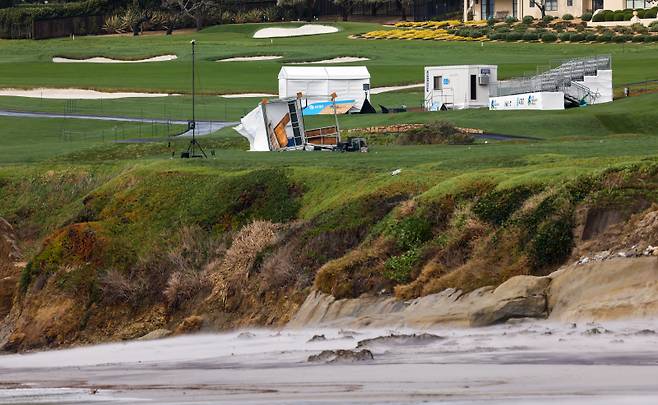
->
xmin=615 ymin=34 xmax=631 ymax=42
xmin=528 ymin=215 xmax=574 ymax=269
xmin=624 ymin=12 xmax=634 ymax=20
xmin=398 ymin=122 xmax=474 ymax=145
xmin=605 ymin=11 xmax=616 ymax=21
xmin=384 ymin=249 xmax=420 ymax=283
xmin=645 ymin=8 xmax=658 ymax=18
xmin=558 ymin=32 xmax=571 ymax=41
xmin=542 ymin=15 xmax=555 ymax=23
xmin=473 ymin=186 xmax=538 ymax=226
xmin=387 ymin=217 xmax=432 ymax=251
xmin=506 ymin=31 xmax=522 ymax=41
xmin=523 ymin=31 xmax=539 ymax=40
xmin=562 ymin=13 xmax=574 ymax=20
xmin=585 ymin=32 xmax=598 ymax=41
xmin=541 ymin=32 xmax=557 ymax=42
xmin=592 ymin=13 xmax=605 ymax=22
xmin=581 ymin=12 xmax=593 ymax=21
xmin=487 ymin=17 xmax=495 ymax=26
xmin=636 ymin=9 xmax=646 ymax=18
xmin=522 ymin=15 xmax=534 ymax=24
xmin=631 ymin=34 xmax=645 ymax=42
xmin=505 ymin=15 xmax=518 ymax=24
xmin=570 ymin=33 xmax=586 ymax=41
xmin=487 ymin=32 xmax=501 ymax=40
xmin=599 ymin=32 xmax=614 ymax=41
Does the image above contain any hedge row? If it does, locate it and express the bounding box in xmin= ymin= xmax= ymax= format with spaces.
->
xmin=0 ymin=0 xmax=108 ymax=35
xmin=592 ymin=8 xmax=658 ymax=22
xmin=487 ymin=31 xmax=658 ymax=42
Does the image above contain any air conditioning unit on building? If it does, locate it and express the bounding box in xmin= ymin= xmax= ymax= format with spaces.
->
xmin=478 ymin=74 xmax=490 ymax=85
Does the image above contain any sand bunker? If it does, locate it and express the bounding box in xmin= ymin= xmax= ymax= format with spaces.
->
xmin=0 ymin=88 xmax=171 ymax=100
xmin=217 ymin=56 xmax=282 ymax=62
xmin=221 ymin=93 xmax=277 ymax=99
xmin=52 ymin=55 xmax=177 ymax=64
xmin=298 ymin=56 xmax=370 ymax=64
xmin=253 ymin=24 xmax=338 ymax=39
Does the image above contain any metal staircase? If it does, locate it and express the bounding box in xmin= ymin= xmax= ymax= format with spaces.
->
xmin=490 ymin=55 xmax=611 ymax=108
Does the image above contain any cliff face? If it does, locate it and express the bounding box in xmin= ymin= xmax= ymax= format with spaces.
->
xmin=1 ymin=165 xmax=657 ymax=352
xmin=288 ymin=256 xmax=658 ymax=329
xmin=0 ymin=218 xmax=20 ymax=320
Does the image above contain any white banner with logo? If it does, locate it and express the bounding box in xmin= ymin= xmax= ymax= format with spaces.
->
xmin=489 ymin=92 xmax=564 ymax=111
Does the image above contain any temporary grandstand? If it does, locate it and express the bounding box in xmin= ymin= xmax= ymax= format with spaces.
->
xmin=489 ymin=55 xmax=613 ymax=111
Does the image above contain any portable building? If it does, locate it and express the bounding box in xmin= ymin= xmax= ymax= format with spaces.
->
xmin=424 ymin=65 xmax=497 ymax=111
xmin=278 ymin=66 xmax=371 ymax=113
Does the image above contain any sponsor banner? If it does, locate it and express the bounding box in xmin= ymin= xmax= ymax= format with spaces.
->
xmin=489 ymin=92 xmax=564 ymax=111
xmin=303 ymin=99 xmax=356 ymax=115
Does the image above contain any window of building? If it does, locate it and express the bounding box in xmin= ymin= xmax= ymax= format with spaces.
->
xmin=567 ymin=0 xmax=573 ymax=6
xmin=626 ymin=0 xmax=646 ymax=8
xmin=513 ymin=0 xmax=518 ymax=16
xmin=546 ymin=0 xmax=558 ymax=11
xmin=433 ymin=76 xmax=443 ymax=90
xmin=530 ymin=0 xmax=535 ymax=7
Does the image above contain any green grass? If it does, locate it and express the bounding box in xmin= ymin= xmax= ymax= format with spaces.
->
xmin=0 ymin=22 xmax=657 ymax=94
xmin=0 ymin=116 xmax=185 ymax=163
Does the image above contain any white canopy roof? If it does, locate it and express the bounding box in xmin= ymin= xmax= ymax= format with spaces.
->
xmin=278 ymin=66 xmax=370 ymax=80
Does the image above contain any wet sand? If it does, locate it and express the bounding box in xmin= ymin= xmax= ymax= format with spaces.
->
xmin=1 ymin=320 xmax=658 ymax=404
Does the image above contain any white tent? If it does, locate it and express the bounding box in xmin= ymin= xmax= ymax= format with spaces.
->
xmin=278 ymin=66 xmax=370 ymax=113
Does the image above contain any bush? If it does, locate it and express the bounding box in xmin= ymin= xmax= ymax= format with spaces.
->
xmin=581 ymin=12 xmax=593 ymax=21
xmin=605 ymin=11 xmax=616 ymax=21
xmin=522 ymin=15 xmax=534 ymax=24
xmin=398 ymin=122 xmax=474 ymax=145
xmin=487 ymin=32 xmax=500 ymax=40
xmin=558 ymin=32 xmax=571 ymax=41
xmin=631 ymin=34 xmax=645 ymax=42
xmin=523 ymin=31 xmax=539 ymax=40
xmin=384 ymin=249 xmax=420 ymax=283
xmin=487 ymin=17 xmax=495 ymax=26
xmin=570 ymin=33 xmax=586 ymax=41
xmin=613 ymin=34 xmax=629 ymax=42
xmin=562 ymin=13 xmax=574 ymax=20
xmin=645 ymin=8 xmax=658 ymax=18
xmin=636 ymin=9 xmax=646 ymax=18
xmin=599 ymin=32 xmax=614 ymax=41
xmin=505 ymin=15 xmax=518 ymax=24
xmin=506 ymin=31 xmax=522 ymax=41
xmin=541 ymin=32 xmax=557 ymax=42
xmin=542 ymin=15 xmax=555 ymax=23
xmin=585 ymin=32 xmax=598 ymax=41
xmin=473 ymin=186 xmax=537 ymax=226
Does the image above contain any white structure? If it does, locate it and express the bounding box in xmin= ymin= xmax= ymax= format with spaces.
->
xmin=234 ymin=98 xmax=306 ymax=152
xmin=424 ymin=65 xmax=497 ymax=111
xmin=278 ymin=66 xmax=370 ymax=113
xmin=489 ymin=55 xmax=613 ymax=111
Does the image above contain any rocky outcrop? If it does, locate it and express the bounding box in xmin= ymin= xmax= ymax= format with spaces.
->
xmin=307 ymin=349 xmax=374 ymax=363
xmin=289 ymin=257 xmax=658 ymax=329
xmin=548 ymin=257 xmax=658 ymax=321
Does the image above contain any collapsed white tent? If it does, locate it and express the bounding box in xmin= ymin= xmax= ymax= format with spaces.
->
xmin=234 ymin=98 xmax=307 ymax=152
xmin=278 ymin=66 xmax=370 ymax=114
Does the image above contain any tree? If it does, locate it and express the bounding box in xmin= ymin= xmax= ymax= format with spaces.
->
xmin=395 ymin=0 xmax=412 ymax=21
xmin=0 ymin=0 xmax=14 ymax=9
xmin=365 ymin=0 xmax=387 ymax=16
xmin=277 ymin=0 xmax=318 ymax=21
xmin=531 ymin=0 xmax=547 ymax=18
xmin=333 ymin=0 xmax=356 ymax=21
xmin=163 ymin=0 xmax=214 ymax=30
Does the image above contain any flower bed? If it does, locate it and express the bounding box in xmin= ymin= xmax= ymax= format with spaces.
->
xmin=358 ymin=17 xmax=658 ymax=43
